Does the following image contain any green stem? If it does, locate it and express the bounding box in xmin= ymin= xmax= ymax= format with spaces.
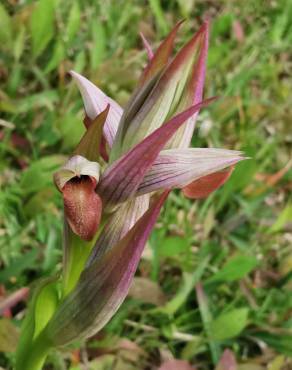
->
xmin=16 ymin=334 xmax=51 ymax=370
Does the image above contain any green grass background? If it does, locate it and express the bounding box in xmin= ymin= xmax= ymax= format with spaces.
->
xmin=0 ymin=0 xmax=291 ymax=369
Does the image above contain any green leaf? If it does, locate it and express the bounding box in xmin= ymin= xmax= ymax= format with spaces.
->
xmin=269 ymin=202 xmax=292 ymax=233
xmin=160 ymin=257 xmax=209 ymax=315
xmin=158 ymin=236 xmax=189 ymax=257
xmin=30 ymin=0 xmax=56 ymax=57
xmin=148 ymin=0 xmax=169 ymax=35
xmin=0 ymin=249 xmax=38 ymax=282
xmin=90 ymin=20 xmax=106 ymax=69
xmin=0 ymin=3 xmax=12 ymax=44
xmin=207 ymin=255 xmax=258 ymax=283
xmin=73 ymin=50 xmax=87 ymax=72
xmin=253 ymin=332 xmax=292 ymax=356
xmin=45 ymin=39 xmax=65 ymax=73
xmin=33 ymin=280 xmax=59 ymax=339
xmin=56 ymin=112 xmax=85 ymax=151
xmin=66 ymin=1 xmax=81 ymax=44
xmin=24 ymin=189 xmax=56 ymax=217
xmin=196 ymin=283 xmax=220 ymax=363
xmin=13 ymin=25 xmax=26 ymax=61
xmin=210 ymin=308 xmax=249 ymax=340
xmin=15 ymin=90 xmax=59 ymax=113
xmin=15 ymin=277 xmax=58 ymax=370
xmin=20 ymin=155 xmax=65 ymax=194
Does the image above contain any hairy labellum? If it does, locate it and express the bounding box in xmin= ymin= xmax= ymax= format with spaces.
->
xmin=54 ymin=155 xmax=102 ymax=240
xmin=63 ymin=176 xmax=102 ymax=241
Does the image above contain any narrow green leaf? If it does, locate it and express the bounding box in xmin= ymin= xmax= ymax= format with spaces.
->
xmin=148 ymin=0 xmax=169 ymax=35
xmin=253 ymin=332 xmax=292 ymax=356
xmin=15 ymin=90 xmax=59 ymax=113
xmin=30 ymin=0 xmax=56 ymax=57
xmin=13 ymin=25 xmax=26 ymax=61
xmin=15 ymin=277 xmax=58 ymax=370
xmin=33 ymin=280 xmax=59 ymax=339
xmin=45 ymin=39 xmax=65 ymax=73
xmin=66 ymin=1 xmax=81 ymax=44
xmin=269 ymin=202 xmax=292 ymax=233
xmin=196 ymin=283 xmax=220 ymax=364
xmin=160 ymin=257 xmax=209 ymax=315
xmin=0 ymin=3 xmax=12 ymax=44
xmin=90 ymin=20 xmax=106 ymax=69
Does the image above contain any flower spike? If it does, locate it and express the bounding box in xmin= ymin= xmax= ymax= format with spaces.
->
xmin=16 ymin=20 xmax=248 ymax=370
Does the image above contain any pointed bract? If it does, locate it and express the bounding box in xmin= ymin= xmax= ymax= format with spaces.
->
xmin=110 ymin=73 xmax=160 ymax=162
xmin=121 ymin=22 xmax=209 ymax=153
xmin=45 ymin=192 xmax=168 ymax=345
xmin=98 ymin=98 xmax=216 ymax=208
xmin=139 ymin=21 xmax=183 ymax=85
xmin=70 ymin=71 xmax=123 ymax=146
xmin=74 ymin=105 xmax=109 ymax=162
xmin=137 ymin=150 xmax=240 ymax=195
xmin=140 ymin=32 xmax=154 ymax=60
xmin=168 ymin=21 xmax=209 ymax=148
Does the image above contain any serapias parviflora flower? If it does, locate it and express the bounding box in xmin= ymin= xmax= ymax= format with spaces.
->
xmin=16 ymin=20 xmax=247 ymax=369
xmin=47 ymin=19 xmax=245 ymax=341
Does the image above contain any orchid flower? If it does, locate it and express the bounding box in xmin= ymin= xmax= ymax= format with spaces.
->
xmin=16 ymin=21 xmax=246 ymax=370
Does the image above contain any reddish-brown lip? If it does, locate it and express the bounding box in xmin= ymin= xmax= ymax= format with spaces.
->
xmin=63 ymin=175 xmax=102 ymax=241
